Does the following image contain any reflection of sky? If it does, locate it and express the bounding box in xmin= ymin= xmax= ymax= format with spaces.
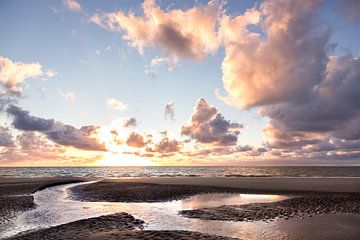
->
xmin=1 ymin=0 xmax=358 ymax=150
xmin=1 ymin=182 xmax=287 ymax=239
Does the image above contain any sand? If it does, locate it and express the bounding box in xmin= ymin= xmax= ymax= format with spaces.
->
xmin=71 ymin=181 xmax=248 ymax=202
xmin=0 ymin=177 xmax=85 ymax=228
xmin=6 ymin=213 xmax=237 ymax=240
xmin=71 ymin=177 xmax=360 ymax=222
xmin=93 ymin=177 xmax=360 ymax=193
xmin=2 ymin=176 xmax=360 ymax=239
xmin=71 ymin=177 xmax=360 ymax=203
xmin=181 ymin=193 xmax=360 ymax=221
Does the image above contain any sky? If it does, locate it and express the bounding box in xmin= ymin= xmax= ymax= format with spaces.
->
xmin=0 ymin=0 xmax=359 ymax=166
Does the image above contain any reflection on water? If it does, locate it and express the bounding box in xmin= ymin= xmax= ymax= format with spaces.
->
xmin=0 ymin=182 xmax=287 ymax=239
xmin=1 ymin=182 xmax=359 ymax=240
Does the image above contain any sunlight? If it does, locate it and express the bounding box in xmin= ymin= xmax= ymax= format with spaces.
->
xmin=96 ymin=152 xmax=154 ymax=166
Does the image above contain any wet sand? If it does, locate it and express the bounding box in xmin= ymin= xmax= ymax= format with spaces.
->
xmin=2 ymin=177 xmax=360 ymax=239
xmin=71 ymin=181 xmax=248 ymax=202
xmin=72 ymin=177 xmax=360 ymax=222
xmin=71 ymin=177 xmax=360 ymax=203
xmin=92 ymin=177 xmax=360 ymax=193
xmin=180 ymin=193 xmax=360 ymax=222
xmin=7 ymin=213 xmax=237 ymax=240
xmin=0 ymin=177 xmax=85 ymax=228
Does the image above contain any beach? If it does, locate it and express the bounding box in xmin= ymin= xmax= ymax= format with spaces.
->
xmin=1 ymin=176 xmax=360 ymax=239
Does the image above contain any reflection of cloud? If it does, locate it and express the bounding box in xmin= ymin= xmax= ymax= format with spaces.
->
xmin=107 ymin=98 xmax=127 ymax=111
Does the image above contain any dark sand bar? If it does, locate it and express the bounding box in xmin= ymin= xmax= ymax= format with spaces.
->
xmin=75 ymin=176 xmax=360 ymax=194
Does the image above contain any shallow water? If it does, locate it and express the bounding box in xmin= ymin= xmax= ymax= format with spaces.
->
xmin=1 ymin=182 xmax=360 ymax=240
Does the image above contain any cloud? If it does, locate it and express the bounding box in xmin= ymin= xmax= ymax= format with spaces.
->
xmin=145 ymin=56 xmax=179 ymax=79
xmin=212 ymin=0 xmax=360 ymax=160
xmin=0 ymin=56 xmax=55 ymax=95
xmin=149 ymin=137 xmax=181 ymax=154
xmin=90 ymin=0 xmax=223 ymax=59
xmin=261 ymin=55 xmax=360 ymax=144
xmin=6 ymin=105 xmax=106 ymax=151
xmin=341 ymin=0 xmax=360 ymax=22
xmin=181 ymin=98 xmax=243 ymax=146
xmin=0 ymin=131 xmax=103 ymax=166
xmin=164 ymin=101 xmax=175 ymax=121
xmin=0 ymin=126 xmax=15 ymax=147
xmin=263 ymin=121 xmax=322 ymax=149
xmin=7 ymin=105 xmax=54 ymax=132
xmin=58 ymin=89 xmax=75 ymax=101
xmin=63 ymin=0 xmax=81 ymax=12
xmin=220 ymin=0 xmax=328 ymax=109
xmin=16 ymin=131 xmax=53 ymax=150
xmin=123 ymin=117 xmax=137 ymax=128
xmin=126 ymin=132 xmax=147 ymax=148
xmin=107 ymin=98 xmax=127 ymax=111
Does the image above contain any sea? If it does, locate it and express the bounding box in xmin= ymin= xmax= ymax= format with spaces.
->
xmin=0 ymin=166 xmax=359 ymax=178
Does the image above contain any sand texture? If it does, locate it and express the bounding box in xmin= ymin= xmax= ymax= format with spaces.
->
xmin=94 ymin=177 xmax=360 ymax=193
xmin=181 ymin=193 xmax=360 ymax=221
xmin=6 ymin=213 xmax=237 ymax=240
xmin=71 ymin=181 xmax=246 ymax=202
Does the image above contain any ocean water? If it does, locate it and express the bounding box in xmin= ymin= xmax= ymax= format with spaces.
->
xmin=0 ymin=166 xmax=359 ymax=178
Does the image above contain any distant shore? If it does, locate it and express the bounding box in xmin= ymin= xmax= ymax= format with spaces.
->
xmin=2 ymin=176 xmax=360 ymax=240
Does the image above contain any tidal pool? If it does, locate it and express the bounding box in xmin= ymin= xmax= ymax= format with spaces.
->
xmin=1 ymin=182 xmax=359 ymax=240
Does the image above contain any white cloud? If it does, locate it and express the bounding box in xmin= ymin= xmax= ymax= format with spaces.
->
xmin=0 ymin=56 xmax=55 ymax=95
xmin=58 ymin=89 xmax=75 ymax=101
xmin=63 ymin=0 xmax=81 ymax=12
xmin=107 ymin=98 xmax=127 ymax=111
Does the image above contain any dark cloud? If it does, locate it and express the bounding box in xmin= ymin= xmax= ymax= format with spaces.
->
xmin=123 ymin=117 xmax=137 ymax=128
xmin=164 ymin=102 xmax=175 ymax=121
xmin=7 ymin=105 xmax=106 ymax=151
xmin=46 ymin=124 xmax=105 ymax=151
xmin=7 ymin=105 xmax=54 ymax=131
xmin=16 ymin=132 xmax=53 ymax=149
xmin=181 ymin=98 xmax=243 ymax=146
xmin=262 ymin=56 xmax=360 ymax=144
xmin=0 ymin=126 xmax=15 ymax=147
xmin=156 ymin=24 xmax=195 ymax=58
xmin=341 ymin=0 xmax=360 ymax=22
xmin=153 ymin=137 xmax=181 ymax=153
